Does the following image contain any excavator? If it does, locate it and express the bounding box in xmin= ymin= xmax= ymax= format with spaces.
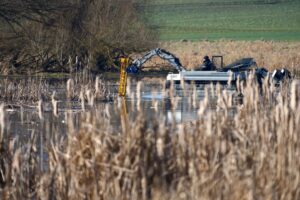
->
xmin=118 ymin=48 xmax=291 ymax=96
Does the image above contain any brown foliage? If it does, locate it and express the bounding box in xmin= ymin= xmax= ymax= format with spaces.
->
xmin=160 ymin=40 xmax=300 ymax=71
xmin=0 ymin=77 xmax=300 ymax=199
xmin=0 ymin=0 xmax=156 ymax=74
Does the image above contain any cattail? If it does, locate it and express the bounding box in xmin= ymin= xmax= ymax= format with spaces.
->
xmin=79 ymin=90 xmax=85 ymax=111
xmin=156 ymin=138 xmax=164 ymax=157
xmin=126 ymin=78 xmax=131 ymax=96
xmin=141 ymin=176 xmax=147 ymax=200
xmin=180 ymin=78 xmax=186 ymax=96
xmin=222 ymin=90 xmax=229 ymax=111
xmin=169 ymin=80 xmax=175 ymax=97
xmin=216 ymin=83 xmax=222 ymax=99
xmin=95 ymin=76 xmax=100 ymax=95
xmin=210 ymin=83 xmax=215 ymax=99
xmin=68 ymin=56 xmax=72 ymax=72
xmin=192 ymin=84 xmax=197 ymax=109
xmin=290 ymin=81 xmax=298 ymax=110
xmin=188 ymin=161 xmax=195 ymax=177
xmin=198 ymin=101 xmax=206 ymax=116
xmin=153 ymin=101 xmax=159 ymax=112
xmin=0 ymin=104 xmax=5 ymax=140
xmin=136 ymin=81 xmax=142 ymax=99
xmin=117 ymin=96 xmax=122 ymax=110
xmin=130 ymin=92 xmax=135 ymax=111
xmin=20 ymin=106 xmax=24 ymax=124
xmin=177 ymin=124 xmax=185 ymax=148
xmin=236 ymin=76 xmax=241 ymax=93
xmin=66 ymin=111 xmax=74 ymax=134
xmin=263 ymin=72 xmax=270 ymax=94
xmin=136 ymin=82 xmax=143 ymax=111
xmin=171 ymin=96 xmax=179 ymax=110
xmin=104 ymin=104 xmax=110 ymax=119
xmin=75 ymin=55 xmax=79 ymax=66
xmin=162 ymin=80 xmax=167 ymax=98
xmin=51 ymin=91 xmax=58 ymax=117
xmin=227 ymin=71 xmax=233 ymax=86
xmin=67 ymin=79 xmax=74 ymax=99
xmin=206 ymin=112 xmax=212 ymax=136
xmin=85 ymin=89 xmax=94 ymax=106
xmin=38 ymin=99 xmax=43 ymax=120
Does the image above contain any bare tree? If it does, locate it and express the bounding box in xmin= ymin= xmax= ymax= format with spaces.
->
xmin=0 ymin=0 xmax=156 ymax=74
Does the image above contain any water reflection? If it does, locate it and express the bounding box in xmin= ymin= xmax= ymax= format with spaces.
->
xmin=0 ymin=75 xmax=243 ymax=171
xmin=2 ymin=76 xmax=240 ymax=143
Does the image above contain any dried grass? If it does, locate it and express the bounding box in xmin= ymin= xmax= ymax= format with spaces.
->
xmin=0 ymin=74 xmax=113 ymax=106
xmin=0 ymin=76 xmax=299 ymax=200
xmin=140 ymin=41 xmax=300 ymax=72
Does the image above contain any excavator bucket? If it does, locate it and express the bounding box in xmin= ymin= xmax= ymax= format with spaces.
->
xmin=118 ymin=58 xmax=129 ymax=97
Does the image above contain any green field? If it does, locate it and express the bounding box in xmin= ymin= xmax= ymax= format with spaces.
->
xmin=141 ymin=0 xmax=300 ymax=41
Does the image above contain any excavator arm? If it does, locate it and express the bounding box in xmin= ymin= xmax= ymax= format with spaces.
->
xmin=126 ymin=48 xmax=186 ymax=73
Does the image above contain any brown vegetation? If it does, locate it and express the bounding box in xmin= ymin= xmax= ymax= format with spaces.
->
xmin=140 ymin=40 xmax=300 ymax=72
xmin=0 ymin=76 xmax=299 ymax=199
xmin=0 ymin=0 xmax=156 ymax=74
xmin=0 ymin=75 xmax=112 ymax=104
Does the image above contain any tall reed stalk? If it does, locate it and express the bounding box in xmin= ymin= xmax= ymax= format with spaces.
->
xmin=0 ymin=77 xmax=299 ymax=200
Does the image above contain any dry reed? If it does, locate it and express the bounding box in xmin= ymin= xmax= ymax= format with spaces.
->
xmin=0 ymin=76 xmax=299 ymax=200
xmin=138 ymin=41 xmax=300 ymax=73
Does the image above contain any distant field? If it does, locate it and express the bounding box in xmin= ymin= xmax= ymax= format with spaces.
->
xmin=141 ymin=0 xmax=300 ymax=41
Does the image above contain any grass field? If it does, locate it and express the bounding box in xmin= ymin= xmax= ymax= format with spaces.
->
xmin=141 ymin=0 xmax=300 ymax=41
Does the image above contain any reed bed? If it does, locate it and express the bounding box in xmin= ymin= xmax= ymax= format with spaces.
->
xmin=0 ymin=75 xmax=300 ymax=200
xmin=139 ymin=40 xmax=300 ymax=72
xmin=0 ymin=74 xmax=113 ymax=106
xmin=0 ymin=78 xmax=51 ymax=103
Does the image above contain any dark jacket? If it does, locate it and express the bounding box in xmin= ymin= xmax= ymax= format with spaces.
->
xmin=197 ymin=57 xmax=216 ymax=71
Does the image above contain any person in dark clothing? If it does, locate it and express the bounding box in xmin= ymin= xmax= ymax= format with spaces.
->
xmin=200 ymin=56 xmax=216 ymax=71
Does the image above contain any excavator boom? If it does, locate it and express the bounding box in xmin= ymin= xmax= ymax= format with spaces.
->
xmin=126 ymin=48 xmax=186 ymax=73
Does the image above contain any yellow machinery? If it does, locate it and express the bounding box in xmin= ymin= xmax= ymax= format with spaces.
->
xmin=118 ymin=57 xmax=129 ymax=97
xmin=118 ymin=57 xmax=129 ymax=132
